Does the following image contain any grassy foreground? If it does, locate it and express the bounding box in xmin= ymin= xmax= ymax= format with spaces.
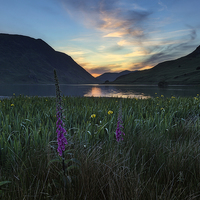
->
xmin=1 ymin=95 xmax=200 ymax=199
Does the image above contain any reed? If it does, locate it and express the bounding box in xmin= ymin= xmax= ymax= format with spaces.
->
xmin=0 ymin=94 xmax=200 ymax=199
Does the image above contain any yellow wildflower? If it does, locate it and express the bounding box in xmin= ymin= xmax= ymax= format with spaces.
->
xmin=108 ymin=110 xmax=113 ymax=115
xmin=161 ymin=107 xmax=165 ymax=111
xmin=171 ymin=96 xmax=175 ymax=99
xmin=13 ymin=93 xmax=15 ymax=95
xmin=91 ymin=114 xmax=96 ymax=118
xmin=11 ymin=104 xmax=14 ymax=107
xmin=161 ymin=95 xmax=164 ymax=97
xmin=197 ymin=94 xmax=199 ymax=96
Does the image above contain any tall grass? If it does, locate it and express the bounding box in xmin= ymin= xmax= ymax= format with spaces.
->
xmin=1 ymin=95 xmax=200 ymax=199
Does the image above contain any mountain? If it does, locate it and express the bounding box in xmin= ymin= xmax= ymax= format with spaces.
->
xmin=0 ymin=33 xmax=99 ymax=84
xmin=96 ymin=70 xmax=133 ymax=83
xmin=111 ymin=45 xmax=200 ymax=85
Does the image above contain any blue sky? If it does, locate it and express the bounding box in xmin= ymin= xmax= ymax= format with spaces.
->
xmin=0 ymin=0 xmax=200 ymax=77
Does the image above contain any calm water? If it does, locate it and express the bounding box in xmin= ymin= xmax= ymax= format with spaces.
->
xmin=0 ymin=84 xmax=200 ymax=99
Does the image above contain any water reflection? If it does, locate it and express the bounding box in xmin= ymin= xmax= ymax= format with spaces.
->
xmin=84 ymin=86 xmax=151 ymax=98
xmin=0 ymin=84 xmax=200 ymax=99
xmin=85 ymin=87 xmax=102 ymax=97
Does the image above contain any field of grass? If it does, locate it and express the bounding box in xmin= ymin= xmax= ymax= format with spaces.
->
xmin=1 ymin=94 xmax=200 ymax=199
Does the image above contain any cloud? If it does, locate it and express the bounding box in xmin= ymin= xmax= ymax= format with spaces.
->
xmin=103 ymin=32 xmax=124 ymax=38
xmin=59 ymin=0 xmax=200 ymax=75
xmin=61 ymin=0 xmax=152 ymax=40
xmin=129 ymin=63 xmax=151 ymax=71
xmin=87 ymin=66 xmax=112 ymax=74
xmin=125 ymin=50 xmax=149 ymax=57
xmin=106 ymin=44 xmax=124 ymax=52
xmin=138 ymin=27 xmax=199 ymax=68
xmin=81 ymin=62 xmax=126 ymax=76
xmin=158 ymin=0 xmax=168 ymax=11
xmin=186 ymin=26 xmax=197 ymax=41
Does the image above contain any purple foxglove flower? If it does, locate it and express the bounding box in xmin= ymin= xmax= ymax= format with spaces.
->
xmin=54 ymin=69 xmax=68 ymax=157
xmin=115 ymin=102 xmax=125 ymax=142
xmin=56 ymin=116 xmax=68 ymax=156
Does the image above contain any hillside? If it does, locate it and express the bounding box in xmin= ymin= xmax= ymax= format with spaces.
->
xmin=112 ymin=45 xmax=200 ymax=85
xmin=96 ymin=70 xmax=132 ymax=82
xmin=0 ymin=33 xmax=99 ymax=84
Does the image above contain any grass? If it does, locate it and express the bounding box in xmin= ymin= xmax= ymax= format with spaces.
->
xmin=1 ymin=94 xmax=200 ymax=199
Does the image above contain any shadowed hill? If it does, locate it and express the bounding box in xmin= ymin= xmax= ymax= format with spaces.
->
xmin=96 ymin=70 xmax=133 ymax=82
xmin=112 ymin=45 xmax=200 ymax=85
xmin=0 ymin=33 xmax=99 ymax=84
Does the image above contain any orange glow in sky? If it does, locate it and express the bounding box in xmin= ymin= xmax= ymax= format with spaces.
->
xmin=1 ymin=0 xmax=199 ymax=76
xmin=91 ymin=73 xmax=101 ymax=78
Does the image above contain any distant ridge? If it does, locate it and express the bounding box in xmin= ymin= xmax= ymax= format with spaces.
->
xmin=111 ymin=45 xmax=200 ymax=85
xmin=96 ymin=70 xmax=133 ymax=83
xmin=0 ymin=33 xmax=99 ymax=84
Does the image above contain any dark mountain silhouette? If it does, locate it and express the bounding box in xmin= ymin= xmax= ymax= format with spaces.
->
xmin=186 ymin=45 xmax=200 ymax=58
xmin=111 ymin=45 xmax=200 ymax=85
xmin=0 ymin=33 xmax=99 ymax=84
xmin=96 ymin=70 xmax=133 ymax=83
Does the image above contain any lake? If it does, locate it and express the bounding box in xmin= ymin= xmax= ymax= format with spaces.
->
xmin=0 ymin=84 xmax=200 ymax=99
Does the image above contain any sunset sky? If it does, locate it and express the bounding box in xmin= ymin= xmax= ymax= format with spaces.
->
xmin=0 ymin=0 xmax=200 ymax=77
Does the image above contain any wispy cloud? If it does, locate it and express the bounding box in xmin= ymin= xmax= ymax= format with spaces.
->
xmin=61 ymin=0 xmax=152 ymax=40
xmin=86 ymin=63 xmax=126 ymax=76
xmin=158 ymin=0 xmax=168 ymax=11
xmin=58 ymin=0 xmax=200 ymax=75
xmin=124 ymin=50 xmax=150 ymax=57
xmin=136 ymin=27 xmax=199 ymax=68
xmin=87 ymin=65 xmax=114 ymax=75
xmin=105 ymin=44 xmax=124 ymax=52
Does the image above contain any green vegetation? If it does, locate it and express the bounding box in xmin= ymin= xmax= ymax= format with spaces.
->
xmin=1 ymin=94 xmax=200 ymax=199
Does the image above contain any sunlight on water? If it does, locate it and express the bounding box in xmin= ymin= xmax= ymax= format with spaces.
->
xmin=0 ymin=84 xmax=199 ymax=98
xmin=84 ymin=86 xmax=151 ymax=99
